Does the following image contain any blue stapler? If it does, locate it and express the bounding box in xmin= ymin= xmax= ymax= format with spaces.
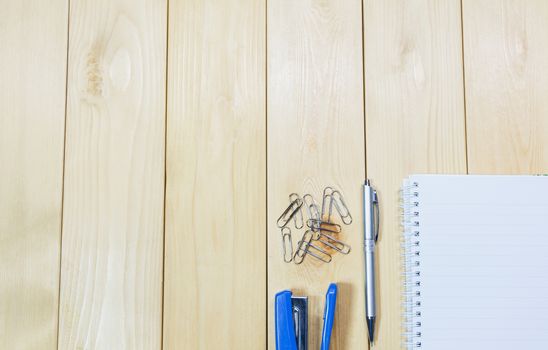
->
xmin=275 ymin=283 xmax=338 ymax=350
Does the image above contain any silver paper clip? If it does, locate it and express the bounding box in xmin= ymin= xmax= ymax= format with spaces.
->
xmin=289 ymin=193 xmax=304 ymax=229
xmin=331 ymin=190 xmax=353 ymax=225
xmin=306 ymin=219 xmax=341 ymax=234
xmin=281 ymin=227 xmax=293 ymax=263
xmin=321 ymin=187 xmax=334 ymax=222
xmin=303 ymin=194 xmax=321 ymax=232
xmin=277 ymin=198 xmax=303 ymax=228
xmin=304 ymin=241 xmax=332 ymax=263
xmin=306 ymin=219 xmax=342 ymax=240
xmin=293 ymin=230 xmax=332 ymax=264
xmin=317 ymin=232 xmax=351 ymax=255
xmin=293 ymin=230 xmax=314 ymax=264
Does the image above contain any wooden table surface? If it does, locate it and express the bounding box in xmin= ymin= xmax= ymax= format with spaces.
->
xmin=1 ymin=0 xmax=548 ymax=349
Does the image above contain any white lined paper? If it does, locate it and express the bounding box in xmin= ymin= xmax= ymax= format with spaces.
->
xmin=404 ymin=175 xmax=548 ymax=350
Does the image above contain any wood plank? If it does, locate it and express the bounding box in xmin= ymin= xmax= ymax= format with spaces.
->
xmin=163 ymin=0 xmax=266 ymax=348
xmin=463 ymin=0 xmax=548 ymax=174
xmin=267 ymin=0 xmax=366 ymax=349
xmin=58 ymin=0 xmax=166 ymax=348
xmin=0 ymin=1 xmax=68 ymax=348
xmin=363 ymin=1 xmax=467 ymax=349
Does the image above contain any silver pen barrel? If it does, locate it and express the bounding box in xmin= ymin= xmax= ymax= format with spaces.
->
xmin=363 ymin=180 xmax=377 ymax=342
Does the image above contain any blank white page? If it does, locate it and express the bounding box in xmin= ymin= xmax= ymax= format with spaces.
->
xmin=404 ymin=175 xmax=548 ymax=350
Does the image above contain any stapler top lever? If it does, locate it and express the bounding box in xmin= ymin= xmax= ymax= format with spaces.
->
xmin=275 ymin=283 xmax=338 ymax=350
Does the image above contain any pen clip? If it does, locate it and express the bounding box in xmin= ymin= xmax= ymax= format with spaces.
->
xmin=373 ymin=190 xmax=379 ymax=242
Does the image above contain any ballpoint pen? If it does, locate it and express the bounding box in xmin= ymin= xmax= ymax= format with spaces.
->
xmin=363 ymin=179 xmax=379 ymax=344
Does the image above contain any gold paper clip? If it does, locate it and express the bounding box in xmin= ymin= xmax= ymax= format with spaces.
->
xmin=277 ymin=198 xmax=303 ymax=228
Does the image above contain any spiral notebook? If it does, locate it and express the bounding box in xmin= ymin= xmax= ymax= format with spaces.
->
xmin=402 ymin=175 xmax=548 ymax=350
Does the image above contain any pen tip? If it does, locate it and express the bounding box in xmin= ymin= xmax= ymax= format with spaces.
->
xmin=367 ymin=317 xmax=375 ymax=344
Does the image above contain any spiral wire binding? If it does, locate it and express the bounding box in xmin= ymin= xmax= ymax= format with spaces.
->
xmin=402 ymin=180 xmax=422 ymax=349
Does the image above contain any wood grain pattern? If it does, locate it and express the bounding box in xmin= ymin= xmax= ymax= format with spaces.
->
xmin=0 ymin=1 xmax=68 ymax=349
xmin=364 ymin=1 xmax=467 ymax=348
xmin=463 ymin=0 xmax=548 ymax=174
xmin=267 ymin=1 xmax=366 ymax=349
xmin=163 ymin=0 xmax=266 ymax=348
xmin=4 ymin=2 xmax=548 ymax=348
xmin=58 ymin=0 xmax=166 ymax=348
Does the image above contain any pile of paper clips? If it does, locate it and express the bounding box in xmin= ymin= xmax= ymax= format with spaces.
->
xmin=276 ymin=187 xmax=352 ymax=264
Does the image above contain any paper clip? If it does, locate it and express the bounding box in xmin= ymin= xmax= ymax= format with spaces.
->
xmin=309 ymin=204 xmax=320 ymax=223
xmin=294 ymin=230 xmax=332 ymax=264
xmin=306 ymin=219 xmax=341 ymax=234
xmin=331 ymin=190 xmax=353 ymax=225
xmin=277 ymin=198 xmax=303 ymax=228
xmin=281 ymin=227 xmax=293 ymax=263
xmin=303 ymin=194 xmax=319 ymax=218
xmin=307 ymin=219 xmax=341 ymax=240
xmin=289 ymin=193 xmax=304 ymax=229
xmin=293 ymin=230 xmax=314 ymax=264
xmin=303 ymin=194 xmax=321 ymax=232
xmin=305 ymin=242 xmax=332 ymax=263
xmin=317 ymin=232 xmax=351 ymax=255
xmin=321 ymin=187 xmax=334 ymax=222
